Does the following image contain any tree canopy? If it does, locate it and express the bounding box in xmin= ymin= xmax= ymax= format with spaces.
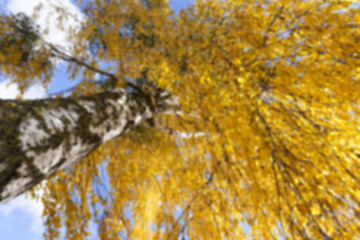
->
xmin=1 ymin=0 xmax=360 ymax=239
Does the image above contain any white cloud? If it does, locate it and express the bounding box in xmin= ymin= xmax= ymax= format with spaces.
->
xmin=0 ymin=194 xmax=44 ymax=234
xmin=7 ymin=0 xmax=85 ymax=51
xmin=0 ymin=80 xmax=47 ymax=99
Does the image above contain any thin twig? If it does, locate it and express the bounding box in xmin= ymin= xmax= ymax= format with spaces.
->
xmin=46 ymin=43 xmax=118 ymax=81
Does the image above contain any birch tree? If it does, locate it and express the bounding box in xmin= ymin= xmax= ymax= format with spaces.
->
xmin=0 ymin=86 xmax=175 ymax=203
xmin=1 ymin=0 xmax=360 ymax=239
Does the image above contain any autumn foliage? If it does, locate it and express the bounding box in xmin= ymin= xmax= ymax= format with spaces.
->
xmin=2 ymin=0 xmax=360 ymax=239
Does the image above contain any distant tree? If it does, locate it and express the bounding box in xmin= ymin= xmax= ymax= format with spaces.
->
xmin=1 ymin=1 xmax=360 ymax=239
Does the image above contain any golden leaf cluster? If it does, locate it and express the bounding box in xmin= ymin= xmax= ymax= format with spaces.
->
xmin=2 ymin=0 xmax=360 ymax=239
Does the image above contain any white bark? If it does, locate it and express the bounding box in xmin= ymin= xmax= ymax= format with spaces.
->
xmin=0 ymin=87 xmax=174 ymax=203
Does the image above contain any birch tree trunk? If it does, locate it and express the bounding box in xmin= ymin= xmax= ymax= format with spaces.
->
xmin=0 ymin=87 xmax=173 ymax=203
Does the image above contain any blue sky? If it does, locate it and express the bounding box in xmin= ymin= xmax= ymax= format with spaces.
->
xmin=0 ymin=0 xmax=193 ymax=239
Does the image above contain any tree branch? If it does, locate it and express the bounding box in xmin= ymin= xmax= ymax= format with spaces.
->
xmin=46 ymin=43 xmax=118 ymax=82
